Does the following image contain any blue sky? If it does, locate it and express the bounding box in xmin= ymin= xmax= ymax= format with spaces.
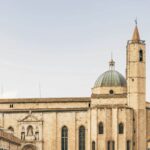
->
xmin=0 ymin=0 xmax=150 ymax=100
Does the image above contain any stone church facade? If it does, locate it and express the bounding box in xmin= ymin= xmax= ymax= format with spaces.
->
xmin=0 ymin=25 xmax=150 ymax=150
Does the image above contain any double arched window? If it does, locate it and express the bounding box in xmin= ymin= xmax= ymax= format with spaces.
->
xmin=118 ymin=123 xmax=124 ymax=134
xmin=107 ymin=141 xmax=115 ymax=150
xmin=79 ymin=126 xmax=85 ymax=150
xmin=98 ymin=122 xmax=104 ymax=134
xmin=61 ymin=126 xmax=68 ymax=150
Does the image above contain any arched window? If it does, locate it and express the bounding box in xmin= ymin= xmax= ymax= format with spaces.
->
xmin=92 ymin=141 xmax=95 ymax=150
xmin=112 ymin=141 xmax=115 ymax=150
xmin=98 ymin=122 xmax=104 ymax=134
xmin=27 ymin=125 xmax=33 ymax=136
xmin=79 ymin=126 xmax=85 ymax=150
xmin=139 ymin=49 xmax=143 ymax=62
xmin=118 ymin=123 xmax=124 ymax=134
xmin=61 ymin=126 xmax=68 ymax=150
xmin=8 ymin=126 xmax=14 ymax=133
xmin=127 ymin=140 xmax=131 ymax=150
xmin=107 ymin=141 xmax=110 ymax=150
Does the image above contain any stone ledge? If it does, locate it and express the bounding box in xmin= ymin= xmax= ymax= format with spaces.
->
xmin=0 ymin=97 xmax=91 ymax=104
xmin=91 ymin=94 xmax=127 ymax=99
xmin=0 ymin=107 xmax=89 ymax=113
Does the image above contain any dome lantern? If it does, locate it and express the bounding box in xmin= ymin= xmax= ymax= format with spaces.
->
xmin=109 ymin=58 xmax=115 ymax=70
xmin=93 ymin=59 xmax=127 ymax=88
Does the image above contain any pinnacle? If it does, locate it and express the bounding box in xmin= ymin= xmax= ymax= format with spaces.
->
xmin=132 ymin=25 xmax=140 ymax=42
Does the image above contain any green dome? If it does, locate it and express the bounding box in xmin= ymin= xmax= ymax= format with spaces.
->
xmin=94 ymin=70 xmax=127 ymax=88
xmin=94 ymin=59 xmax=127 ymax=88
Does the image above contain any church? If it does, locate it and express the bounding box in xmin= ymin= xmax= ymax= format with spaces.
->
xmin=0 ymin=24 xmax=150 ymax=150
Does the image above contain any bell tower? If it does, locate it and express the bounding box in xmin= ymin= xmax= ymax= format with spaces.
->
xmin=127 ymin=23 xmax=146 ymax=150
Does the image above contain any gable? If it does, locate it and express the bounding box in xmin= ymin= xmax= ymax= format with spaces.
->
xmin=19 ymin=114 xmax=42 ymax=122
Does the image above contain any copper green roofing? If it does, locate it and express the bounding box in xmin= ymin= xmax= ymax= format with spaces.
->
xmin=94 ymin=59 xmax=127 ymax=88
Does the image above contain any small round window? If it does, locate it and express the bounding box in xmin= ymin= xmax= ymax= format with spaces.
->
xmin=109 ymin=90 xmax=114 ymax=94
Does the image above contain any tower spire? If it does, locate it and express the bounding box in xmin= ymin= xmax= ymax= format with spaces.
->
xmin=132 ymin=20 xmax=140 ymax=42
